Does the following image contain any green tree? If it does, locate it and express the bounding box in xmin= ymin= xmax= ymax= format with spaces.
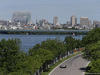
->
xmin=82 ymin=28 xmax=100 ymax=74
xmin=82 ymin=28 xmax=100 ymax=45
xmin=75 ymin=39 xmax=83 ymax=48
xmin=22 ymin=56 xmax=42 ymax=75
xmin=30 ymin=48 xmax=54 ymax=63
xmin=82 ymin=41 xmax=100 ymax=61
xmin=8 ymin=70 xmax=30 ymax=75
xmin=29 ymin=38 xmax=66 ymax=57
xmin=28 ymin=38 xmax=66 ymax=72
xmin=64 ymin=36 xmax=76 ymax=53
xmin=0 ymin=38 xmax=24 ymax=74
xmin=28 ymin=43 xmax=41 ymax=56
xmin=88 ymin=59 xmax=100 ymax=73
xmin=29 ymin=48 xmax=54 ymax=72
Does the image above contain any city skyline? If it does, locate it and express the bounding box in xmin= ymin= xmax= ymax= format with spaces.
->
xmin=0 ymin=0 xmax=100 ymax=23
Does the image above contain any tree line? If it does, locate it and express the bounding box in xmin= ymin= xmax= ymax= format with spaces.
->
xmin=0 ymin=30 xmax=87 ymax=35
xmin=0 ymin=35 xmax=83 ymax=75
xmin=82 ymin=28 xmax=100 ymax=73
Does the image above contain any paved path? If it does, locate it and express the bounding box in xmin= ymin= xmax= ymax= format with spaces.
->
xmin=49 ymin=54 xmax=89 ymax=75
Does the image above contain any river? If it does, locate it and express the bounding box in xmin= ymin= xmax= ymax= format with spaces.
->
xmin=0 ymin=34 xmax=84 ymax=52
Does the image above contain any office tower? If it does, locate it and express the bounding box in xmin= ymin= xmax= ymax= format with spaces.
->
xmin=80 ymin=17 xmax=89 ymax=26
xmin=93 ymin=20 xmax=100 ymax=28
xmin=12 ymin=11 xmax=31 ymax=25
xmin=36 ymin=19 xmax=39 ymax=26
xmin=36 ymin=19 xmax=38 ymax=25
xmin=70 ymin=15 xmax=77 ymax=26
xmin=53 ymin=16 xmax=58 ymax=25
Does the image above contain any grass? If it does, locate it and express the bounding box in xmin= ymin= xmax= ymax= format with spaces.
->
xmin=41 ymin=52 xmax=82 ymax=75
xmin=85 ymin=62 xmax=92 ymax=75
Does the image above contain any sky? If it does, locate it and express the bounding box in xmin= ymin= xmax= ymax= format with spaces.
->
xmin=0 ymin=0 xmax=100 ymax=24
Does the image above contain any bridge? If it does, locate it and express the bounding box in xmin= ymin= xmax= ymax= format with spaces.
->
xmin=0 ymin=29 xmax=90 ymax=34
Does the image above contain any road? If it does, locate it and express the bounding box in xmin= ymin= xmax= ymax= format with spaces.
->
xmin=49 ymin=54 xmax=89 ymax=75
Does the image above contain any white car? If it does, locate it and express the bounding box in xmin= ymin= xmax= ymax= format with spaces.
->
xmin=60 ymin=65 xmax=67 ymax=68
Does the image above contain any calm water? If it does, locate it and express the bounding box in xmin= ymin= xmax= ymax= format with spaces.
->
xmin=0 ymin=34 xmax=84 ymax=52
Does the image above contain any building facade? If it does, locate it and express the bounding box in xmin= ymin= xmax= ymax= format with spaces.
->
xmin=0 ymin=20 xmax=8 ymax=25
xmin=53 ymin=16 xmax=58 ymax=25
xmin=80 ymin=17 xmax=89 ymax=26
xmin=93 ymin=20 xmax=100 ymax=28
xmin=12 ymin=11 xmax=31 ymax=25
xmin=70 ymin=15 xmax=77 ymax=26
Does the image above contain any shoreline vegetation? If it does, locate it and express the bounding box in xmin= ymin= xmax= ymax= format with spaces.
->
xmin=0 ymin=29 xmax=88 ymax=35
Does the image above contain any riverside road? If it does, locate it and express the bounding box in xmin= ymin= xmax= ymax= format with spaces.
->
xmin=49 ymin=54 xmax=89 ymax=75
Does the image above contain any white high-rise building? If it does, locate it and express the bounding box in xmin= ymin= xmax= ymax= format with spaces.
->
xmin=53 ymin=16 xmax=58 ymax=25
xmin=70 ymin=15 xmax=77 ymax=26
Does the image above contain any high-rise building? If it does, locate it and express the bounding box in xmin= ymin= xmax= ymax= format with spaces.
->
xmin=53 ymin=16 xmax=58 ymax=25
xmin=12 ymin=11 xmax=31 ymax=25
xmin=80 ymin=17 xmax=89 ymax=26
xmin=70 ymin=15 xmax=77 ymax=26
xmin=93 ymin=20 xmax=100 ymax=28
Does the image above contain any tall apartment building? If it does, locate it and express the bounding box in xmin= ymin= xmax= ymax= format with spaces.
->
xmin=70 ymin=15 xmax=77 ymax=26
xmin=12 ymin=11 xmax=31 ymax=25
xmin=53 ymin=16 xmax=58 ymax=25
xmin=80 ymin=17 xmax=89 ymax=26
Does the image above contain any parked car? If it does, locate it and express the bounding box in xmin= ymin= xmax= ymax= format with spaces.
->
xmin=60 ymin=65 xmax=67 ymax=68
